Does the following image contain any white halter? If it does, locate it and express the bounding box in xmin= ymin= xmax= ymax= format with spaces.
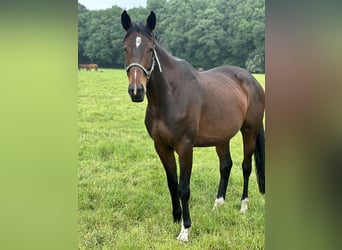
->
xmin=125 ymin=47 xmax=162 ymax=81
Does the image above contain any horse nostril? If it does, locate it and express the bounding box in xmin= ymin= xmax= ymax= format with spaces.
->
xmin=128 ymin=85 xmax=134 ymax=95
xmin=128 ymin=83 xmax=145 ymax=102
xmin=137 ymin=84 xmax=144 ymax=92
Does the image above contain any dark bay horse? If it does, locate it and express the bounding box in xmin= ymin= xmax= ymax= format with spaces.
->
xmin=121 ymin=11 xmax=265 ymax=242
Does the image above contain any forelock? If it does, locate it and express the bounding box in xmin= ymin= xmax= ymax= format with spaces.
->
xmin=123 ymin=22 xmax=154 ymax=41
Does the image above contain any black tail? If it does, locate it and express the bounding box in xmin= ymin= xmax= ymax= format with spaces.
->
xmin=254 ymin=124 xmax=265 ymax=194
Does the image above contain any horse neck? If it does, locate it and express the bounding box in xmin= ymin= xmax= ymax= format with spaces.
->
xmin=146 ymin=45 xmax=177 ymax=107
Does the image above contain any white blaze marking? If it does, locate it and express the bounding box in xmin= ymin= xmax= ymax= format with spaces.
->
xmin=133 ymin=69 xmax=137 ymax=95
xmin=134 ymin=69 xmax=137 ymax=82
xmin=136 ymin=36 xmax=141 ymax=48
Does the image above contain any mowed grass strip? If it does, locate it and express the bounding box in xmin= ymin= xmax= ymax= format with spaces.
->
xmin=78 ymin=69 xmax=265 ymax=249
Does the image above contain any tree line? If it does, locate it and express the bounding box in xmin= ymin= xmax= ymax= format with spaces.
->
xmin=78 ymin=0 xmax=264 ymax=73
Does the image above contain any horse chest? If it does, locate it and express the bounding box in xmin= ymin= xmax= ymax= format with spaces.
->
xmin=149 ymin=119 xmax=174 ymax=144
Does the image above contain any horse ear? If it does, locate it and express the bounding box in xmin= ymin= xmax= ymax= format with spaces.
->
xmin=121 ymin=10 xmax=132 ymax=31
xmin=146 ymin=11 xmax=156 ymax=32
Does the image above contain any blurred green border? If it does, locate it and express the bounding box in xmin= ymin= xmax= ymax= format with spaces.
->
xmin=1 ymin=1 xmax=341 ymax=249
xmin=0 ymin=1 xmax=77 ymax=249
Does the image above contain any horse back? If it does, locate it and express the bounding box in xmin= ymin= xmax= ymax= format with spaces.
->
xmin=212 ymin=66 xmax=265 ymax=128
xmin=200 ymin=66 xmax=264 ymax=110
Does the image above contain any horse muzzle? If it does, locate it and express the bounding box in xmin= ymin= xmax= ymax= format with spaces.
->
xmin=128 ymin=83 xmax=146 ymax=102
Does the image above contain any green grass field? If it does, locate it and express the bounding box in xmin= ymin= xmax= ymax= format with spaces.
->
xmin=78 ymin=69 xmax=265 ymax=249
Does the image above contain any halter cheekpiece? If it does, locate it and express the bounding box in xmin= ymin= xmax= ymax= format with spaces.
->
xmin=125 ymin=46 xmax=162 ymax=81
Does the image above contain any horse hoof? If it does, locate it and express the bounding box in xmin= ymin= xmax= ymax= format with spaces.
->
xmin=212 ymin=197 xmax=225 ymax=210
xmin=176 ymin=224 xmax=189 ymax=242
xmin=240 ymin=198 xmax=249 ymax=214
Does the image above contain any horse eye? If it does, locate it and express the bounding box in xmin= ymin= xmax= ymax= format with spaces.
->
xmin=123 ymin=47 xmax=127 ymax=52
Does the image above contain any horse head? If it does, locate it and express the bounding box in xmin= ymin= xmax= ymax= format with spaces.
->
xmin=121 ymin=11 xmax=158 ymax=102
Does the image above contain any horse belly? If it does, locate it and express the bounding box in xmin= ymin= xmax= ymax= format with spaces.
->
xmin=195 ymin=108 xmax=244 ymax=147
xmin=194 ymin=124 xmax=241 ymax=147
xmin=194 ymin=84 xmax=247 ymax=146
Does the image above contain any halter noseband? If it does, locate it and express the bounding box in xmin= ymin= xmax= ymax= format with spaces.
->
xmin=125 ymin=47 xmax=162 ymax=81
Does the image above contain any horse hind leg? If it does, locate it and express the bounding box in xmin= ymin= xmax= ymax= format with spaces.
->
xmin=240 ymin=128 xmax=257 ymax=213
xmin=213 ymin=142 xmax=233 ymax=209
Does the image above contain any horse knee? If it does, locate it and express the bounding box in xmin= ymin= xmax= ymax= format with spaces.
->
xmin=227 ymin=159 xmax=233 ymax=168
xmin=220 ymin=160 xmax=232 ymax=178
xmin=178 ymin=185 xmax=190 ymax=201
xmin=220 ymin=166 xmax=229 ymax=179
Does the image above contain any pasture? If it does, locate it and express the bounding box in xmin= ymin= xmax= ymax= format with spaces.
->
xmin=78 ymin=69 xmax=265 ymax=249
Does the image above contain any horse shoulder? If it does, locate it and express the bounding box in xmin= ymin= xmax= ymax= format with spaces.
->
xmin=145 ymin=100 xmax=199 ymax=146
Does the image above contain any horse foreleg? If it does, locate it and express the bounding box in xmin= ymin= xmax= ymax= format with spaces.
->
xmin=154 ymin=143 xmax=181 ymax=223
xmin=177 ymin=220 xmax=189 ymax=242
xmin=175 ymin=141 xmax=193 ymax=242
xmin=213 ymin=142 xmax=233 ymax=209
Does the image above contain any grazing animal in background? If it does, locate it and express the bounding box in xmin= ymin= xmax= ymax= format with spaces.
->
xmin=88 ymin=63 xmax=98 ymax=71
xmin=78 ymin=63 xmax=98 ymax=71
xmin=120 ymin=10 xmax=265 ymax=242
xmin=78 ymin=64 xmax=90 ymax=71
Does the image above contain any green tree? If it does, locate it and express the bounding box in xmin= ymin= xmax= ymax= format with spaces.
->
xmin=78 ymin=0 xmax=265 ymax=72
xmin=78 ymin=11 xmax=91 ymax=64
xmin=78 ymin=3 xmax=88 ymax=14
xmin=78 ymin=7 xmax=125 ymax=67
